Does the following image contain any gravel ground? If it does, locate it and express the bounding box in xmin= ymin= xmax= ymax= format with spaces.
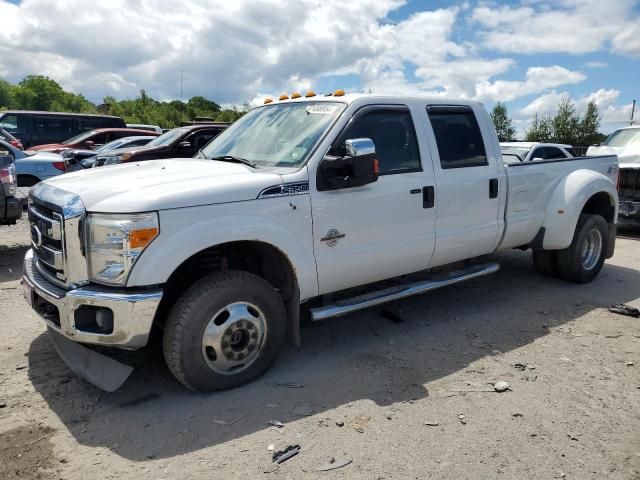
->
xmin=1 ymin=217 xmax=639 ymax=480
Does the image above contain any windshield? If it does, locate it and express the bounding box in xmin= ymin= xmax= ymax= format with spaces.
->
xmin=500 ymin=146 xmax=531 ymax=162
xmin=63 ymin=130 xmax=97 ymax=145
xmin=145 ymin=128 xmax=185 ymax=147
xmin=201 ymin=102 xmax=345 ymax=168
xmin=603 ymin=128 xmax=640 ymax=148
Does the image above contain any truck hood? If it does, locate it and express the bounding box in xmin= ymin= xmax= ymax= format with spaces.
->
xmin=587 ymin=144 xmax=640 ymax=165
xmin=43 ymin=159 xmax=285 ymax=212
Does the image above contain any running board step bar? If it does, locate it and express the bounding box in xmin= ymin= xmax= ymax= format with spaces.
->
xmin=310 ymin=262 xmax=500 ymax=321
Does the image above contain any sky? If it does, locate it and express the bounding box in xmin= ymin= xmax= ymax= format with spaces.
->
xmin=0 ymin=0 xmax=639 ymax=134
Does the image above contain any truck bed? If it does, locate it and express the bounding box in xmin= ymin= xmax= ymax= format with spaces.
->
xmin=498 ymin=155 xmax=618 ymax=250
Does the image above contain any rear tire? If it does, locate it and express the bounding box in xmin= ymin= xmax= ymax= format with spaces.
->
xmin=556 ymin=213 xmax=608 ymax=283
xmin=532 ymin=249 xmax=558 ymax=277
xmin=163 ymin=270 xmax=287 ymax=392
xmin=17 ymin=175 xmax=39 ymax=187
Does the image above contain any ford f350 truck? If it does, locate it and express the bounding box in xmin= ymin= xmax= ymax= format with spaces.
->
xmin=22 ymin=93 xmax=619 ymax=392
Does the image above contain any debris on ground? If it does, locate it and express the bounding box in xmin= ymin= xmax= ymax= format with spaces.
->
xmin=424 ymin=420 xmax=439 ymax=426
xmin=608 ymin=304 xmax=640 ymax=318
xmin=494 ymin=380 xmax=511 ymax=392
xmin=458 ymin=414 xmax=467 ymax=425
xmin=267 ymin=444 xmax=275 ymax=451
xmin=272 ymin=445 xmax=300 ymax=464
xmin=513 ymin=363 xmax=527 ymax=371
xmin=267 ymin=420 xmax=284 ymax=428
xmin=292 ymin=403 xmax=313 ymax=416
xmin=0 ymin=401 xmax=6 ymax=408
xmin=626 ymin=361 xmax=635 ymax=366
xmin=213 ymin=416 xmax=244 ymax=426
xmin=270 ymin=381 xmax=305 ymax=388
xmin=335 ymin=421 xmax=344 ymax=427
xmin=348 ymin=415 xmax=371 ymax=433
xmin=385 ymin=412 xmax=393 ymax=420
xmin=315 ymin=457 xmax=353 ymax=471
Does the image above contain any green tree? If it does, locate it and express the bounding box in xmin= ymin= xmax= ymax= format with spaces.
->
xmin=18 ymin=75 xmax=65 ymax=110
xmin=490 ymin=102 xmax=515 ymax=141
xmin=578 ymin=101 xmax=601 ymax=146
xmin=525 ymin=112 xmax=553 ymax=142
xmin=551 ymin=94 xmax=580 ymax=144
xmin=0 ymin=78 xmax=13 ymax=108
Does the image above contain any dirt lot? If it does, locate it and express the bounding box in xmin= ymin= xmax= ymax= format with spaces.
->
xmin=1 ymin=217 xmax=639 ymax=480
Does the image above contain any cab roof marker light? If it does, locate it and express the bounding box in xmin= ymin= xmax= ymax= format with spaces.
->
xmin=291 ymin=92 xmax=301 ymax=99
xmin=305 ymin=91 xmax=316 ymax=97
xmin=279 ymin=94 xmax=289 ymax=101
xmin=264 ymin=98 xmax=273 ymax=104
xmin=334 ymin=89 xmax=345 ymax=97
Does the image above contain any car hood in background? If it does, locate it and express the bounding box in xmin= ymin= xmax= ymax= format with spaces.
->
xmin=40 ymin=159 xmax=287 ymax=212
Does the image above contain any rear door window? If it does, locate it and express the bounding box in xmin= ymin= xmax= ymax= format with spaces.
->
xmin=427 ymin=106 xmax=487 ymax=169
xmin=33 ymin=116 xmax=73 ymax=139
xmin=77 ymin=117 xmax=108 ymax=133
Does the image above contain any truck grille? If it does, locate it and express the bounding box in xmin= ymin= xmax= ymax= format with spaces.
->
xmin=619 ymin=167 xmax=640 ymax=201
xmin=28 ymin=199 xmax=67 ymax=285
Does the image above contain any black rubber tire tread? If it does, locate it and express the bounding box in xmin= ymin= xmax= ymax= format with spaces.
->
xmin=17 ymin=175 xmax=39 ymax=187
xmin=532 ymin=249 xmax=558 ymax=277
xmin=163 ymin=270 xmax=287 ymax=392
xmin=556 ymin=213 xmax=608 ymax=284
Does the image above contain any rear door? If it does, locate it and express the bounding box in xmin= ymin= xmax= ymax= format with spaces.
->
xmin=422 ymin=105 xmax=502 ymax=266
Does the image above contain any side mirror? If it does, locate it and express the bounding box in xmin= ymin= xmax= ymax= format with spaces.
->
xmin=317 ymin=138 xmax=378 ymax=192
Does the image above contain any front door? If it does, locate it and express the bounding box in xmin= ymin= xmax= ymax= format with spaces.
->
xmin=310 ymin=104 xmax=437 ymax=295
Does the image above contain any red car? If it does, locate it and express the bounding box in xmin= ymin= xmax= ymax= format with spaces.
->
xmin=30 ymin=128 xmax=159 ymax=154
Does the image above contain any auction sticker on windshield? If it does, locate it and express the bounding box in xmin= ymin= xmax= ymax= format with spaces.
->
xmin=306 ymin=104 xmax=339 ymax=115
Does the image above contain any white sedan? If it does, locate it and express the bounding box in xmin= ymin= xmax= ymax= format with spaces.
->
xmin=500 ymin=142 xmax=576 ymax=164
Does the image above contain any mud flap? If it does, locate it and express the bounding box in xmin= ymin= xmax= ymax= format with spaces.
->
xmin=47 ymin=327 xmax=133 ymax=392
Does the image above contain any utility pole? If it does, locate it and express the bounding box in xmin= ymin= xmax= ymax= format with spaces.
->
xmin=180 ymin=70 xmax=184 ymax=123
xmin=631 ymin=99 xmax=636 ymax=125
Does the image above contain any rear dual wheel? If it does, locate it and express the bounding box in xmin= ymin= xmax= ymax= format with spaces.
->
xmin=532 ymin=213 xmax=608 ymax=283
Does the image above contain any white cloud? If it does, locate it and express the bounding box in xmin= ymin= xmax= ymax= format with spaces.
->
xmin=518 ymin=88 xmax=634 ymax=133
xmin=471 ymin=0 xmax=640 ymax=56
xmin=584 ymin=61 xmax=608 ymax=69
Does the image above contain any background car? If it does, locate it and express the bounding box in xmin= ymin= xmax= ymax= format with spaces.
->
xmin=126 ymin=123 xmax=162 ymax=133
xmin=29 ymin=128 xmax=158 ymax=154
xmin=64 ymin=135 xmax=157 ymax=171
xmin=0 ymin=139 xmax=65 ymax=186
xmin=0 ymin=111 xmax=126 ymax=148
xmin=0 ymin=127 xmax=24 ymax=150
xmin=93 ymin=123 xmax=228 ymax=167
xmin=500 ymin=142 xmax=576 ymax=164
xmin=0 ymin=142 xmax=21 ymax=225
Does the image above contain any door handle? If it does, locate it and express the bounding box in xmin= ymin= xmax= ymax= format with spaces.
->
xmin=422 ymin=186 xmax=435 ymax=208
xmin=489 ymin=178 xmax=498 ymax=199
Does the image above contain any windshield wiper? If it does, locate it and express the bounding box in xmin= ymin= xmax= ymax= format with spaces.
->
xmin=210 ymin=155 xmax=257 ymax=168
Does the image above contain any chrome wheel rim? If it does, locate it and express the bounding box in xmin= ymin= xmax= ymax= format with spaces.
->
xmin=581 ymin=229 xmax=602 ymax=271
xmin=201 ymin=302 xmax=267 ymax=375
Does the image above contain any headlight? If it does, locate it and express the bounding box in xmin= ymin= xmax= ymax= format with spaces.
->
xmin=86 ymin=212 xmax=159 ymax=286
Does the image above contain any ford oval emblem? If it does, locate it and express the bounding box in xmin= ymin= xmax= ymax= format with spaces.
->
xmin=31 ymin=225 xmax=43 ymax=248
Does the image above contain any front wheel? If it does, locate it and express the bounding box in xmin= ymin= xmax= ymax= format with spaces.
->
xmin=556 ymin=213 xmax=608 ymax=283
xmin=163 ymin=270 xmax=287 ymax=392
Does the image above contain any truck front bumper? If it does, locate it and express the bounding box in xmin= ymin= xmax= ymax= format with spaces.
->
xmin=22 ymin=250 xmax=162 ymax=349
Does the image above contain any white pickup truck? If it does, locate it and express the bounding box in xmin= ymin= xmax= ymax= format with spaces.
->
xmin=22 ymin=93 xmax=619 ymax=392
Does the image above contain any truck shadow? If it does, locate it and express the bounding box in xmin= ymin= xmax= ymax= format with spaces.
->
xmin=26 ymin=248 xmax=640 ymax=461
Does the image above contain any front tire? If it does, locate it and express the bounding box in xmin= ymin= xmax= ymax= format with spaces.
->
xmin=556 ymin=213 xmax=608 ymax=283
xmin=163 ymin=270 xmax=287 ymax=392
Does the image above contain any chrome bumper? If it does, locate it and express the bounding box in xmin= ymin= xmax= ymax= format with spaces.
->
xmin=22 ymin=249 xmax=162 ymax=349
